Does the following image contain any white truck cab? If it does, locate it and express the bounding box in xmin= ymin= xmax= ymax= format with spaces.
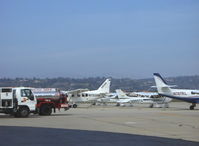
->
xmin=0 ymin=87 xmax=37 ymax=117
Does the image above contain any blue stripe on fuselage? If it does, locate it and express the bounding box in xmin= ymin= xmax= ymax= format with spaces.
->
xmin=159 ymin=93 xmax=199 ymax=103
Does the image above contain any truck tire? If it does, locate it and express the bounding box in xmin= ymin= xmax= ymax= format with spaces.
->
xmin=15 ymin=107 xmax=30 ymax=118
xmin=39 ymin=105 xmax=52 ymax=115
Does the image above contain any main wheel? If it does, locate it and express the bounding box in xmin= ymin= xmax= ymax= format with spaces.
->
xmin=39 ymin=105 xmax=52 ymax=115
xmin=15 ymin=107 xmax=30 ymax=118
xmin=190 ymin=105 xmax=194 ymax=110
xmin=164 ymin=103 xmax=169 ymax=108
xmin=116 ymin=103 xmax=120 ymax=106
xmin=149 ymin=104 xmax=154 ymax=108
xmin=73 ymin=104 xmax=77 ymax=108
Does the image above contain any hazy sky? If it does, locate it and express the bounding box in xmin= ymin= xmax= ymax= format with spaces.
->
xmin=0 ymin=0 xmax=199 ymax=78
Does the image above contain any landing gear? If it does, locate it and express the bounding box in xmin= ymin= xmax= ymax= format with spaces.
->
xmin=164 ymin=103 xmax=169 ymax=108
xmin=73 ymin=104 xmax=77 ymax=108
xmin=149 ymin=103 xmax=154 ymax=108
xmin=116 ymin=103 xmax=120 ymax=106
xmin=190 ymin=103 xmax=196 ymax=110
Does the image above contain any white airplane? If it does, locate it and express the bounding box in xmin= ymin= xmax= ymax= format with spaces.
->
xmin=96 ymin=93 xmax=118 ymax=104
xmin=153 ymin=73 xmax=199 ymax=110
xmin=97 ymin=89 xmax=172 ymax=108
xmin=131 ymin=91 xmax=172 ymax=107
xmin=130 ymin=92 xmax=159 ymax=97
xmin=115 ymin=89 xmax=153 ymax=106
xmin=97 ymin=89 xmax=171 ymax=107
xmin=66 ymin=79 xmax=111 ymax=108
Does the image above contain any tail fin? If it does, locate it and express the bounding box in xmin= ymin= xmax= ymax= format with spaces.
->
xmin=97 ymin=79 xmax=111 ymax=94
xmin=116 ymin=89 xmax=127 ymax=99
xmin=153 ymin=73 xmax=171 ymax=94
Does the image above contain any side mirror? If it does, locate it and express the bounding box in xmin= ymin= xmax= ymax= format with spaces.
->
xmin=29 ymin=95 xmax=34 ymax=101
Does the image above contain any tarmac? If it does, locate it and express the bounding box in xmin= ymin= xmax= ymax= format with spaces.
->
xmin=0 ymin=102 xmax=199 ymax=146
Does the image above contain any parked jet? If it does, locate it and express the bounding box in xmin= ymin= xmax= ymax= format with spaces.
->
xmin=66 ymin=79 xmax=111 ymax=108
xmin=153 ymin=73 xmax=199 ymax=110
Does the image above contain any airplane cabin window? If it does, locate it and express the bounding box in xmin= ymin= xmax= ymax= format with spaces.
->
xmin=191 ymin=91 xmax=199 ymax=95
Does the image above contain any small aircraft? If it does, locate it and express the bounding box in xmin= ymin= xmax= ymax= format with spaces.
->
xmin=115 ymin=89 xmax=153 ymax=106
xmin=131 ymin=91 xmax=172 ymax=107
xmin=66 ymin=79 xmax=111 ymax=108
xmin=153 ymin=73 xmax=199 ymax=110
xmin=97 ymin=89 xmax=171 ymax=107
xmin=96 ymin=93 xmax=118 ymax=104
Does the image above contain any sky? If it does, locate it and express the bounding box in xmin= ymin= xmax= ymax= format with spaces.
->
xmin=0 ymin=0 xmax=199 ymax=79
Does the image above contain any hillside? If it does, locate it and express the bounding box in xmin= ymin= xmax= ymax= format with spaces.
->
xmin=0 ymin=75 xmax=199 ymax=92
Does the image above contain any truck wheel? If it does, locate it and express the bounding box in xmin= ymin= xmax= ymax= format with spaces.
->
xmin=15 ymin=107 xmax=30 ymax=118
xmin=39 ymin=105 xmax=52 ymax=115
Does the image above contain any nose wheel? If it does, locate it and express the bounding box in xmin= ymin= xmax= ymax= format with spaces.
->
xmin=190 ymin=103 xmax=196 ymax=110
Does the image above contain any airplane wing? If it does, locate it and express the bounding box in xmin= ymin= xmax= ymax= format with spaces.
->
xmin=117 ymin=98 xmax=133 ymax=103
xmin=66 ymin=89 xmax=89 ymax=94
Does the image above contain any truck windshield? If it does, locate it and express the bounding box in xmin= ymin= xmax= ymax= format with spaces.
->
xmin=21 ymin=89 xmax=34 ymax=100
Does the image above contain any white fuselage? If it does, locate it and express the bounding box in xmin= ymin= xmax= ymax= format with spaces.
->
xmin=98 ymin=90 xmax=172 ymax=105
xmin=68 ymin=91 xmax=105 ymax=103
xmin=67 ymin=79 xmax=111 ymax=103
xmin=166 ymin=89 xmax=199 ymax=98
xmin=153 ymin=73 xmax=199 ymax=107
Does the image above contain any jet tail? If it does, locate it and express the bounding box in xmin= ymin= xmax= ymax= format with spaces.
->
xmin=97 ymin=79 xmax=111 ymax=94
xmin=153 ymin=73 xmax=172 ymax=94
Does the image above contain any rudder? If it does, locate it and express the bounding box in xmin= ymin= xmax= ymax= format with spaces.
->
xmin=97 ymin=79 xmax=111 ymax=94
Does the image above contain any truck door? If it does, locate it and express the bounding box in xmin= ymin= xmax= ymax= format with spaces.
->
xmin=20 ymin=89 xmax=36 ymax=111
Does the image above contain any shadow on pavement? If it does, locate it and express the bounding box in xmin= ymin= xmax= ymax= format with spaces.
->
xmin=0 ymin=113 xmax=74 ymax=118
xmin=0 ymin=126 xmax=198 ymax=146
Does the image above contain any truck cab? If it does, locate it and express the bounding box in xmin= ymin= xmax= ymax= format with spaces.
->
xmin=0 ymin=87 xmax=37 ymax=117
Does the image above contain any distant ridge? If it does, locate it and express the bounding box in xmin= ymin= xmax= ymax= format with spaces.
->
xmin=0 ymin=75 xmax=199 ymax=91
